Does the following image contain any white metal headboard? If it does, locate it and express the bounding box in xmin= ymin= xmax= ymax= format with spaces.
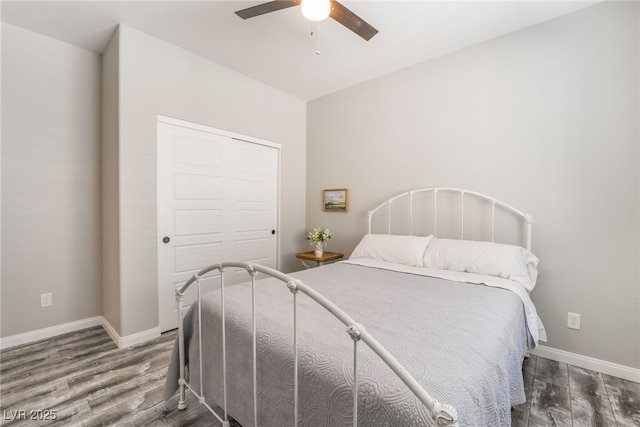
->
xmin=368 ymin=187 xmax=533 ymax=251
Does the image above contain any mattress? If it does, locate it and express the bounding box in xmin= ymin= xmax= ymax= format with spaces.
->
xmin=165 ymin=260 xmax=535 ymax=427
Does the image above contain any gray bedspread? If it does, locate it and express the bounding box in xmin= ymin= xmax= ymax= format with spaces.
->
xmin=165 ymin=262 xmax=533 ymax=427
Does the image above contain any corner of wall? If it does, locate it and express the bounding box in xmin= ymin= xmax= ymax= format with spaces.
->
xmin=101 ymin=24 xmax=122 ymax=335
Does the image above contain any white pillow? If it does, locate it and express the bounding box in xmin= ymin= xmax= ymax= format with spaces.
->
xmin=350 ymin=234 xmax=434 ymax=267
xmin=422 ymin=238 xmax=539 ymax=291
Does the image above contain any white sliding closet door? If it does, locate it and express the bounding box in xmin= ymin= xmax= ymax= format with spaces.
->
xmin=157 ymin=118 xmax=279 ymax=332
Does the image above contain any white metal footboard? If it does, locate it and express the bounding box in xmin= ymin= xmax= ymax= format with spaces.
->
xmin=175 ymin=261 xmax=458 ymax=427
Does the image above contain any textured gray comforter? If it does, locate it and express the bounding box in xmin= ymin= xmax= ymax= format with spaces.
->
xmin=165 ymin=262 xmax=533 ymax=427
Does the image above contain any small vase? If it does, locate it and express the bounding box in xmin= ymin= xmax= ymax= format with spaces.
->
xmin=314 ymin=242 xmax=324 ymax=258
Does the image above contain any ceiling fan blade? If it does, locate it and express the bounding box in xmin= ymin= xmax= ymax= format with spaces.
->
xmin=330 ymin=1 xmax=378 ymax=41
xmin=235 ymin=1 xmax=301 ymax=20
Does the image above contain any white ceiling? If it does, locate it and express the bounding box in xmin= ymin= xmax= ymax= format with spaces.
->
xmin=1 ymin=1 xmax=599 ymax=100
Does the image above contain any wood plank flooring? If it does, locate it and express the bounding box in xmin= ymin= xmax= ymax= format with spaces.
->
xmin=1 ymin=326 xmax=638 ymax=426
xmin=512 ymin=355 xmax=640 ymax=427
xmin=0 ymin=327 xmax=216 ymax=426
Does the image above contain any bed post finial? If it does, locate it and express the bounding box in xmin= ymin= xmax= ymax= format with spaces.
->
xmin=432 ymin=400 xmax=459 ymax=426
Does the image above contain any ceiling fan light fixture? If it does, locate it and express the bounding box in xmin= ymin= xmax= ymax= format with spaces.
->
xmin=301 ymin=0 xmax=331 ymax=22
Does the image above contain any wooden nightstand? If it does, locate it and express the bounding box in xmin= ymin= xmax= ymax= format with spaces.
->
xmin=295 ymin=251 xmax=344 ymax=268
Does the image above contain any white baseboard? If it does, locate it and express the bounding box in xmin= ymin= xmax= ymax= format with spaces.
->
xmin=0 ymin=316 xmax=160 ymax=350
xmin=532 ymin=345 xmax=640 ymax=383
xmin=100 ymin=317 xmax=160 ymax=349
xmin=0 ymin=316 xmax=103 ymax=350
xmin=100 ymin=317 xmax=121 ymax=347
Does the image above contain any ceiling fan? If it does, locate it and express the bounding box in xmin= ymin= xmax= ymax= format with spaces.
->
xmin=235 ymin=0 xmax=379 ymax=41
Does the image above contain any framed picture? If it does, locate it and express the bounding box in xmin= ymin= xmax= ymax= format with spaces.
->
xmin=323 ymin=189 xmax=348 ymax=212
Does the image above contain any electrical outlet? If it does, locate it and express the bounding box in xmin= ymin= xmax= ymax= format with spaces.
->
xmin=567 ymin=312 xmax=581 ymax=330
xmin=41 ymin=293 xmax=52 ymax=308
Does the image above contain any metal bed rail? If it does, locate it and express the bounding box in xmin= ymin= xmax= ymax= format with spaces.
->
xmin=368 ymin=187 xmax=533 ymax=251
xmin=175 ymin=261 xmax=458 ymax=427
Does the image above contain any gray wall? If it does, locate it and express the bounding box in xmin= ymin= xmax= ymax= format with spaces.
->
xmin=306 ymin=2 xmax=639 ymax=368
xmin=1 ymin=24 xmax=102 ymax=336
xmin=107 ymin=25 xmax=307 ymax=336
xmin=1 ymin=22 xmax=307 ymax=340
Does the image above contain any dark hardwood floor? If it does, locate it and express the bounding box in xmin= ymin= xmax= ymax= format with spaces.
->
xmin=1 ymin=326 xmax=638 ymax=426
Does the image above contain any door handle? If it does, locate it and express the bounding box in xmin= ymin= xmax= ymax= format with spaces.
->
xmin=271 ymin=230 xmax=276 ymax=235
xmin=163 ymin=236 xmax=171 ymax=244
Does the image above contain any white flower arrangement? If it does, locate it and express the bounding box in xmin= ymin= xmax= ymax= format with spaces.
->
xmin=307 ymin=228 xmax=332 ymax=245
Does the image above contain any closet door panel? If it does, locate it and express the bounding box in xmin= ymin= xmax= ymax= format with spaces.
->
xmin=157 ymin=119 xmax=279 ymax=332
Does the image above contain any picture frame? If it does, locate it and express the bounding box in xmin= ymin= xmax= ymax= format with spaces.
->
xmin=323 ymin=189 xmax=348 ymax=212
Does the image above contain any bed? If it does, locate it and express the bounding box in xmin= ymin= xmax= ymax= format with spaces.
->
xmin=164 ymin=187 xmax=546 ymax=427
